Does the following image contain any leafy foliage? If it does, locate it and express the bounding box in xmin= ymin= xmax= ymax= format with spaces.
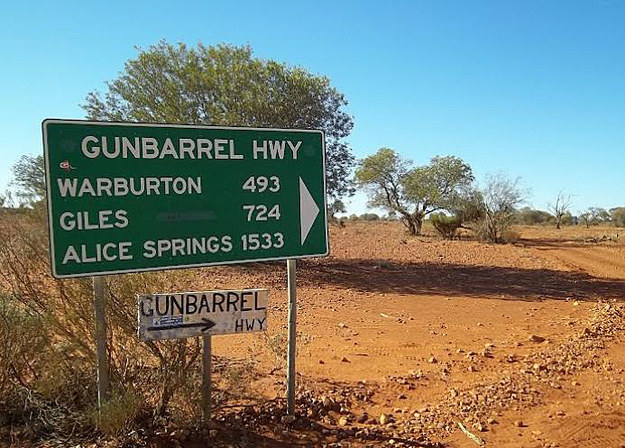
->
xmin=514 ymin=207 xmax=554 ymax=225
xmin=328 ymin=199 xmax=347 ymax=220
xmin=610 ymin=207 xmax=625 ymax=227
xmin=82 ymin=41 xmax=355 ymax=200
xmin=10 ymin=155 xmax=46 ymax=206
xmin=430 ymin=213 xmax=464 ymax=239
xmin=403 ymin=156 xmax=475 ymax=212
xmin=0 ymin=210 xmax=268 ymax=440
xmin=95 ymin=391 xmax=142 ymax=436
xmin=355 ymin=149 xmax=475 ymax=235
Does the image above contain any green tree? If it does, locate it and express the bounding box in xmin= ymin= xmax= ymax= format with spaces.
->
xmin=328 ymin=199 xmax=347 ymax=222
xmin=579 ymin=207 xmax=608 ymax=228
xmin=580 ymin=207 xmax=610 ymax=227
xmin=514 ymin=207 xmax=553 ymax=225
xmin=610 ymin=207 xmax=625 ymax=227
xmin=359 ymin=213 xmax=380 ymax=221
xmin=355 ymin=149 xmax=475 ymax=235
xmin=10 ymin=155 xmax=46 ymax=206
xmin=355 ymin=148 xmax=410 ymax=227
xmin=597 ymin=208 xmax=611 ymax=223
xmin=579 ymin=209 xmax=593 ymax=228
xmin=82 ymin=41 xmax=355 ymax=200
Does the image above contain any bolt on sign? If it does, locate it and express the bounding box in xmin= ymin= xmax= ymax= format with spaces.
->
xmin=42 ymin=119 xmax=329 ymax=278
xmin=138 ymin=289 xmax=268 ymax=341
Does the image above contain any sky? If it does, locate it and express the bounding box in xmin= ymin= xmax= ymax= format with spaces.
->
xmin=1 ymin=0 xmax=623 ymax=215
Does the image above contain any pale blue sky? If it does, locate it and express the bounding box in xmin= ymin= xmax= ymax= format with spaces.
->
xmin=1 ymin=0 xmax=623 ymax=214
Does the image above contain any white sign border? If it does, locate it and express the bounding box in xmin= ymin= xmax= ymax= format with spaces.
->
xmin=42 ymin=118 xmax=330 ymax=279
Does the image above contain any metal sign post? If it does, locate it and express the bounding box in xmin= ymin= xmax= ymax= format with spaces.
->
xmin=92 ymin=276 xmax=110 ymax=409
xmin=286 ymin=259 xmax=297 ymax=415
xmin=137 ymin=289 xmax=268 ymax=422
xmin=202 ymin=333 xmax=212 ymax=422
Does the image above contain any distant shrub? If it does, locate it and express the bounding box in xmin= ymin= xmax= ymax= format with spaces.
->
xmin=500 ymin=229 xmax=521 ymax=244
xmin=430 ymin=213 xmax=463 ymax=239
xmin=610 ymin=207 xmax=625 ymax=227
xmin=359 ymin=213 xmax=380 ymax=221
xmin=514 ymin=207 xmax=554 ymax=225
xmin=561 ymin=212 xmax=576 ymax=226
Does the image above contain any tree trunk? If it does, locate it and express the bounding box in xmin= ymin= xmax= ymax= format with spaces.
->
xmin=401 ymin=217 xmax=417 ymax=235
xmin=401 ymin=215 xmax=423 ymax=236
xmin=414 ymin=217 xmax=423 ymax=236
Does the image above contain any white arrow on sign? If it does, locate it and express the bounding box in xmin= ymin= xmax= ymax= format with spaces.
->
xmin=299 ymin=177 xmax=320 ymax=245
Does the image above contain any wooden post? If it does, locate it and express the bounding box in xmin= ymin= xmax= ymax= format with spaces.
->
xmin=92 ymin=276 xmax=110 ymax=409
xmin=202 ymin=333 xmax=212 ymax=422
xmin=286 ymin=259 xmax=297 ymax=415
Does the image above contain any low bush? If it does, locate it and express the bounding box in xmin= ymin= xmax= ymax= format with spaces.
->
xmin=1 ymin=385 xmax=92 ymax=439
xmin=500 ymin=229 xmax=521 ymax=244
xmin=95 ymin=390 xmax=143 ymax=437
xmin=0 ymin=293 xmax=47 ymax=396
xmin=430 ymin=213 xmax=463 ymax=239
xmin=0 ymin=210 xmax=272 ymax=442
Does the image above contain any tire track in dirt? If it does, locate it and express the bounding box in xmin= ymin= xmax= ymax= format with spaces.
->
xmin=527 ymin=244 xmax=625 ymax=281
xmin=546 ymin=413 xmax=625 ymax=448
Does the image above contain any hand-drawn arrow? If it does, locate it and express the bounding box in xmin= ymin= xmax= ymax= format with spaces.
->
xmin=147 ymin=317 xmax=216 ymax=332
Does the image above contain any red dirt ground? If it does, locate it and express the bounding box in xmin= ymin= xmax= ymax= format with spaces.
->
xmin=194 ymin=222 xmax=625 ymax=447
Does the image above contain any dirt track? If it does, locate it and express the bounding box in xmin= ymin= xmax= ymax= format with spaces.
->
xmin=199 ymin=222 xmax=625 ymax=447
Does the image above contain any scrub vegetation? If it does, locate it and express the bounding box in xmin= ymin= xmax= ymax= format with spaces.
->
xmin=0 ymin=208 xmax=278 ymax=441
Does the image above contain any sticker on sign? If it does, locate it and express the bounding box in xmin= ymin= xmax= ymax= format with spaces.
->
xmin=42 ymin=119 xmax=329 ymax=278
xmin=138 ymin=289 xmax=268 ymax=341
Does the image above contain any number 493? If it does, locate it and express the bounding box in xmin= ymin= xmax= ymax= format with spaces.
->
xmin=242 ymin=176 xmax=280 ymax=193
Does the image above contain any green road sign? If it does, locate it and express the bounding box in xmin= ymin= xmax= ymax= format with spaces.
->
xmin=42 ymin=119 xmax=328 ymax=278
